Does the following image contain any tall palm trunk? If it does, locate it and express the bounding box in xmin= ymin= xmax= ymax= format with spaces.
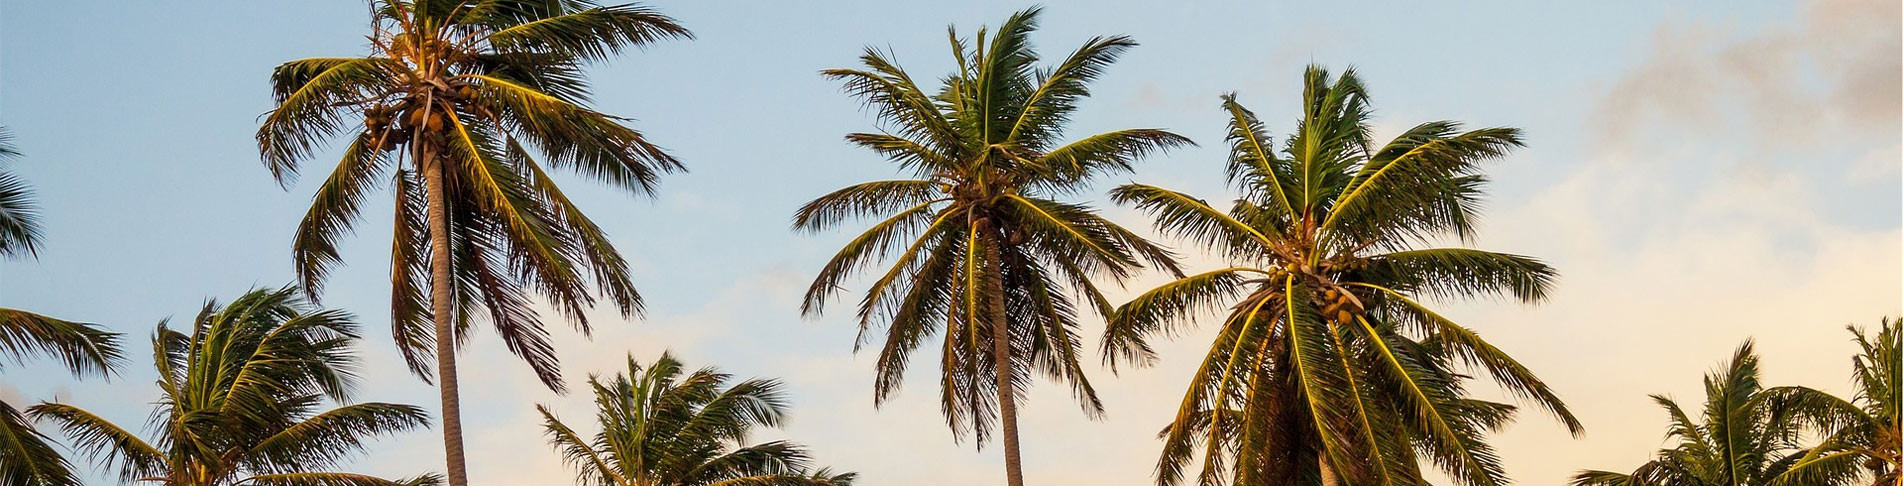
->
xmin=422 ymin=143 xmax=470 ymax=486
xmin=980 ymin=219 xmax=1026 ymax=486
xmin=1318 ymin=456 xmax=1340 ymax=486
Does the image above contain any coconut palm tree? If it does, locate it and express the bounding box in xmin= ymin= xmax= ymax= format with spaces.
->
xmin=537 ymin=352 xmax=856 ymax=486
xmin=255 ymin=3 xmax=690 ymax=484
xmin=796 ymin=7 xmax=1189 ymax=485
xmin=1764 ymin=318 xmax=1902 ymax=485
xmin=27 ymin=287 xmax=439 ymax=486
xmin=1571 ymin=341 xmax=1860 ymax=486
xmin=1103 ymin=66 xmax=1581 ymax=486
xmin=0 ymin=125 xmax=124 ymax=486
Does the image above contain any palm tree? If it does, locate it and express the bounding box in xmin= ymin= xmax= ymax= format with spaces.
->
xmin=27 ymin=287 xmax=439 ymax=486
xmin=0 ymin=125 xmax=124 ymax=486
xmin=255 ymin=3 xmax=690 ymax=484
xmin=1104 ymin=66 xmax=1582 ymax=486
xmin=537 ymin=352 xmax=856 ymax=486
xmin=796 ymin=7 xmax=1189 ymax=485
xmin=1571 ymin=341 xmax=1859 ymax=486
xmin=1765 ymin=318 xmax=1902 ymax=485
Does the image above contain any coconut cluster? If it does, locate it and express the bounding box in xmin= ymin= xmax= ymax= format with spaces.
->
xmin=1317 ymin=286 xmax=1365 ymax=325
xmin=1263 ymin=263 xmax=1367 ymax=325
xmin=361 ymin=84 xmax=479 ymax=152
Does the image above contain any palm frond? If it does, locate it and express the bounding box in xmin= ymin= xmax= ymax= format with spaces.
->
xmin=1102 ymin=268 xmax=1259 ymax=370
xmin=1 ymin=400 xmax=81 ymax=486
xmin=250 ymin=402 xmax=431 ymax=472
xmin=294 ymin=134 xmax=392 ymax=299
xmin=1032 ymin=128 xmax=1193 ymax=190
xmin=258 ymin=57 xmax=402 ymax=184
xmin=24 ymin=403 xmax=165 ymax=483
xmin=791 ymin=180 xmax=944 ymax=233
xmin=0 ymin=165 xmax=44 ymax=258
xmin=484 ymin=4 xmax=692 ymax=61
xmin=0 ymin=309 xmax=123 ymax=377
xmin=1364 ymin=248 xmax=1555 ymax=303
xmin=1110 ymin=183 xmax=1277 ymax=258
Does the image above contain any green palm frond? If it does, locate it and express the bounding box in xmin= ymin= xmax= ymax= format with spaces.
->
xmin=540 ymin=353 xmax=853 ymax=486
xmin=1 ymin=400 xmax=81 ymax=486
xmin=483 ymin=4 xmax=692 ymax=62
xmin=250 ymin=402 xmax=431 ymax=473
xmin=791 ymin=180 xmax=945 ymax=233
xmin=0 ymin=309 xmax=123 ymax=378
xmin=1110 ymin=184 xmax=1278 ymax=258
xmin=1364 ymin=248 xmax=1556 ymax=303
xmin=0 ymin=125 xmax=46 ymax=259
xmin=28 ymin=402 xmax=166 ymax=482
xmin=0 ymin=172 xmax=42 ymax=259
xmin=1103 ymin=267 xmax=1259 ymax=369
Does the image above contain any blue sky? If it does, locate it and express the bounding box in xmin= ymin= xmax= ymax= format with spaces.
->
xmin=2 ymin=1 xmax=1898 ymax=484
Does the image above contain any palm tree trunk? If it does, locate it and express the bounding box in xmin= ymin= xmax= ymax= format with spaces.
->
xmin=422 ymin=144 xmax=470 ymax=486
xmin=1318 ymin=455 xmax=1340 ymax=486
xmin=981 ymin=220 xmax=1026 ymax=486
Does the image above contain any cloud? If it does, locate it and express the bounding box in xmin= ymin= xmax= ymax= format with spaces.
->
xmin=1590 ymin=0 xmax=1899 ymax=153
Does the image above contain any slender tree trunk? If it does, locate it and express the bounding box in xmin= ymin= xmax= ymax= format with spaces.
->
xmin=981 ymin=219 xmax=1026 ymax=486
xmin=1318 ymin=455 xmax=1340 ymax=486
xmin=422 ymin=145 xmax=470 ymax=486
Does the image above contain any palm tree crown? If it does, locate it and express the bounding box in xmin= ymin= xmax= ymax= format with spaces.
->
xmin=1763 ymin=318 xmax=1902 ymax=485
xmin=796 ymin=7 xmax=1188 ymax=485
xmin=258 ymin=0 xmax=690 ymax=389
xmin=1572 ymin=341 xmax=1859 ymax=486
xmin=28 ymin=287 xmax=435 ymax=486
xmin=1105 ymin=66 xmax=1580 ymax=486
xmin=538 ymin=352 xmax=856 ymax=486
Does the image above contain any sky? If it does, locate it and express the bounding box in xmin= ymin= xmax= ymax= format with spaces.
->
xmin=1 ymin=0 xmax=1898 ymax=484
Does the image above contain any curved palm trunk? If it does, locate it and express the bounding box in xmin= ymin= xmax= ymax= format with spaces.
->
xmin=981 ymin=221 xmax=1026 ymax=486
xmin=422 ymin=145 xmax=470 ymax=486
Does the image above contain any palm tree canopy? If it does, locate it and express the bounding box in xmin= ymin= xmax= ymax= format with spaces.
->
xmin=255 ymin=0 xmax=691 ymax=390
xmin=1573 ymin=341 xmax=1862 ymax=486
xmin=1760 ymin=317 xmax=1902 ymax=485
xmin=27 ymin=287 xmax=436 ymax=486
xmin=538 ymin=352 xmax=856 ymax=486
xmin=1105 ymin=65 xmax=1578 ymax=486
xmin=796 ymin=6 xmax=1189 ymax=445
